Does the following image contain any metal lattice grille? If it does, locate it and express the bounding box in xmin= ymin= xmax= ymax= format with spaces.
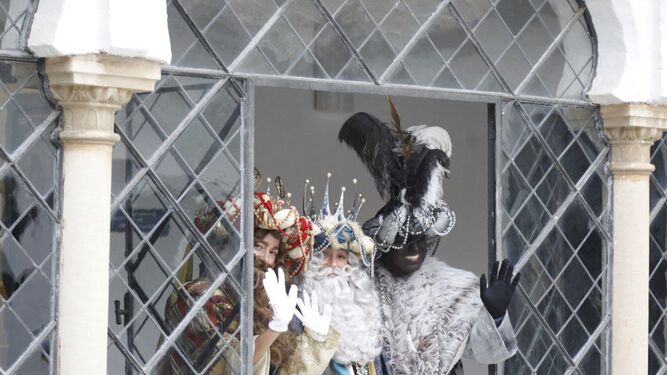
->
xmin=107 ymin=75 xmax=250 ymax=375
xmin=0 ymin=1 xmax=61 ymax=373
xmin=0 ymin=58 xmax=60 ymax=374
xmin=649 ymin=138 xmax=667 ymax=374
xmin=499 ymin=101 xmax=610 ymax=374
xmin=166 ymin=0 xmax=594 ymax=102
xmin=105 ymin=0 xmax=602 ymax=374
xmin=0 ymin=0 xmax=34 ymax=51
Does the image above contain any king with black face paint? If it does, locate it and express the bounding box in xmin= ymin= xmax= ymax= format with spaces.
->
xmin=379 ymin=238 xmax=430 ymax=278
xmin=339 ymin=99 xmax=521 ymax=375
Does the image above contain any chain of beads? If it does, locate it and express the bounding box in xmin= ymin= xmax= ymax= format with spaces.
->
xmin=371 ymin=201 xmax=456 ymax=251
xmin=255 ymin=205 xmax=299 ymax=230
xmin=376 ymin=270 xmax=446 ymax=374
xmin=376 ymin=272 xmax=395 ymax=372
xmin=312 ymin=222 xmax=331 ymax=255
xmin=351 ymin=362 xmax=370 ymax=375
xmin=311 ymin=222 xmax=375 ymax=269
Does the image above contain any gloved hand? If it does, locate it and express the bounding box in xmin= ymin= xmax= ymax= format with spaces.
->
xmin=294 ymin=290 xmax=332 ymax=341
xmin=480 ymin=259 xmax=521 ymax=319
xmin=262 ymin=268 xmax=298 ymax=332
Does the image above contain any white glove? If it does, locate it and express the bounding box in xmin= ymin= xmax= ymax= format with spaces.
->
xmin=294 ymin=290 xmax=332 ymax=341
xmin=262 ymin=268 xmax=298 ymax=332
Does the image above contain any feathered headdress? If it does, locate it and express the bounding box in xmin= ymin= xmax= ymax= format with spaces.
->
xmin=302 ymin=174 xmax=376 ymax=269
xmin=338 ymin=97 xmax=456 ymax=252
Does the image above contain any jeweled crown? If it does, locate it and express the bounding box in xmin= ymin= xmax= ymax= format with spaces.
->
xmin=303 ymin=173 xmax=375 ymax=269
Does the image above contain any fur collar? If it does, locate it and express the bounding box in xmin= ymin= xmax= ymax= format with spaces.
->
xmin=376 ymin=257 xmax=482 ymax=374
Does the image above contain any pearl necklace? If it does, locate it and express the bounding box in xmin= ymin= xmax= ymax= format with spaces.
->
xmin=371 ymin=201 xmax=456 ymax=251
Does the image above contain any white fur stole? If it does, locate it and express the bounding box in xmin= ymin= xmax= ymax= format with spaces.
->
xmin=377 ymin=257 xmax=482 ymax=374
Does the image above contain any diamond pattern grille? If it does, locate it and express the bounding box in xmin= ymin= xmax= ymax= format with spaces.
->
xmin=167 ymin=0 xmax=595 ymax=100
xmin=0 ymin=60 xmax=60 ymax=374
xmin=108 ymin=75 xmax=250 ymax=374
xmin=649 ymin=138 xmax=667 ymax=374
xmin=0 ymin=0 xmax=609 ymax=374
xmin=500 ymin=101 xmax=610 ymax=374
xmin=108 ymin=0 xmax=601 ymax=373
xmin=237 ymin=0 xmax=375 ymax=81
xmin=0 ymin=0 xmax=34 ymax=51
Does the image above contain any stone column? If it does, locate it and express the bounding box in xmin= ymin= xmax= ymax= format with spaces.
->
xmin=601 ymin=103 xmax=667 ymax=375
xmin=45 ymin=55 xmax=161 ymax=374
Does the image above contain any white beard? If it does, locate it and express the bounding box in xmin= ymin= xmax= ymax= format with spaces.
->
xmin=299 ymin=260 xmax=383 ymax=365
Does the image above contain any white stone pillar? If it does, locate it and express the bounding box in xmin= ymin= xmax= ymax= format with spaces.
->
xmin=601 ymin=103 xmax=667 ymax=375
xmin=45 ymin=54 xmax=160 ymax=374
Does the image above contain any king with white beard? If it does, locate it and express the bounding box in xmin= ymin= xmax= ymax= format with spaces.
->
xmin=297 ymin=177 xmax=392 ymax=375
xmin=299 ymin=251 xmax=389 ymax=375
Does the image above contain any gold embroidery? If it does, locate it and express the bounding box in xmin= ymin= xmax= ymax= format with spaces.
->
xmin=278 ymin=327 xmax=340 ymax=375
xmin=367 ymin=361 xmax=376 ymax=375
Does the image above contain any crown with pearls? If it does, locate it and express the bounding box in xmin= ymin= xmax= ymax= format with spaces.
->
xmin=303 ymin=173 xmax=375 ymax=269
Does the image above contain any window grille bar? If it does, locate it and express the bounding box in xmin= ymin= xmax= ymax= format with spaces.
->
xmin=516 ymin=285 xmax=579 ymax=368
xmin=171 ymin=0 xmax=229 ymax=72
xmin=227 ymin=0 xmax=297 ymax=72
xmin=311 ymin=0 xmax=379 ymax=84
xmin=378 ymin=0 xmax=450 ymax=83
xmin=515 ymin=7 xmax=587 ymax=94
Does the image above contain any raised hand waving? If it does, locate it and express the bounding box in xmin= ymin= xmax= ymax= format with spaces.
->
xmin=262 ymin=268 xmax=298 ymax=332
xmin=480 ymin=259 xmax=520 ymax=319
xmin=295 ymin=290 xmax=332 ymax=342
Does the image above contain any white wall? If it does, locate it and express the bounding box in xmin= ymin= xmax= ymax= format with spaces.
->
xmin=255 ymin=86 xmax=491 ymax=374
xmin=586 ymin=0 xmax=667 ymax=105
xmin=28 ymin=0 xmax=171 ymax=63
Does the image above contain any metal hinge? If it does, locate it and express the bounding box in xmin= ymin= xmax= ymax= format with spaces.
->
xmin=113 ymin=292 xmax=133 ymax=325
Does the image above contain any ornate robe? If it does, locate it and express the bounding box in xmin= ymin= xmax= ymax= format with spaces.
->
xmin=158 ymin=279 xmax=338 ymax=375
xmin=276 ymin=327 xmax=340 ymax=375
xmin=375 ymin=257 xmax=517 ymax=374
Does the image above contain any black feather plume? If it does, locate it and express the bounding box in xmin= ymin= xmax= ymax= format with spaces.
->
xmin=340 ymin=106 xmax=456 ymax=251
xmin=338 ymin=112 xmax=401 ymax=201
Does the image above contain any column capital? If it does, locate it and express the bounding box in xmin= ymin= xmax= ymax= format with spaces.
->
xmin=49 ymin=54 xmax=162 ymax=374
xmin=600 ymin=103 xmax=667 ymax=176
xmin=598 ymin=104 xmax=667 ymax=374
xmin=45 ymin=54 xmax=161 ymax=145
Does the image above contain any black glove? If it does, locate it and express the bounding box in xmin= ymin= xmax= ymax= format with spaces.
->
xmin=480 ymin=259 xmax=520 ymax=320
